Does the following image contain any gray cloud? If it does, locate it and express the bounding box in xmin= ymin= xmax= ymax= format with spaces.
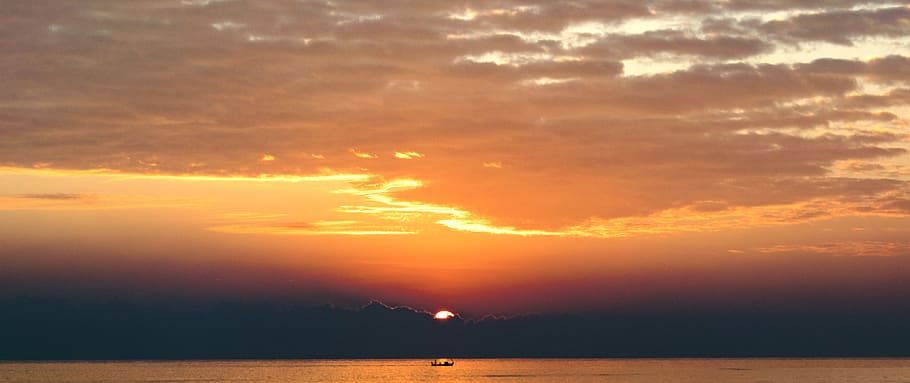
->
xmin=760 ymin=6 xmax=910 ymax=45
xmin=582 ymin=30 xmax=773 ymax=60
xmin=798 ymin=55 xmax=910 ymax=84
xmin=457 ymin=1 xmax=653 ymax=32
xmin=718 ymin=0 xmax=905 ymax=11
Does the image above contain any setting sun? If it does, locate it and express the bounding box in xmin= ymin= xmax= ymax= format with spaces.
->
xmin=434 ymin=310 xmax=455 ymax=320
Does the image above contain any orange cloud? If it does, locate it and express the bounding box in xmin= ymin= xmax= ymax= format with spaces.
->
xmin=5 ymin=166 xmax=910 ymax=240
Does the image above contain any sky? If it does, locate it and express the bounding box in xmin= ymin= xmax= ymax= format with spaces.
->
xmin=2 ymin=0 xmax=910 ymax=317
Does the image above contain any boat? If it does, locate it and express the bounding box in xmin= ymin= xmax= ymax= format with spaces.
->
xmin=431 ymin=358 xmax=454 ymax=366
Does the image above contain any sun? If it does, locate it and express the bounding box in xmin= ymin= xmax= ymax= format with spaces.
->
xmin=434 ymin=310 xmax=455 ymax=320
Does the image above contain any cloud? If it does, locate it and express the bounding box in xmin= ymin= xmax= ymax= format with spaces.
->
xmin=15 ymin=193 xmax=87 ymax=200
xmin=797 ymin=55 xmax=910 ymax=85
xmin=757 ymin=241 xmax=910 ymax=257
xmin=350 ymin=149 xmax=378 ymax=159
xmin=448 ymin=2 xmax=652 ymax=32
xmin=5 ymin=296 xmax=910 ymax=359
xmin=209 ymin=221 xmax=415 ymax=236
xmin=483 ymin=162 xmax=503 ymax=169
xmin=393 ymin=151 xmax=424 ymax=160
xmin=1 ymin=0 xmax=909 ymax=237
xmin=582 ymin=30 xmax=773 ymax=60
xmin=760 ymin=6 xmax=910 ymax=45
xmin=713 ymin=0 xmax=901 ymax=11
xmin=0 ymin=193 xmax=195 ymax=211
xmin=842 ymin=87 xmax=910 ymax=108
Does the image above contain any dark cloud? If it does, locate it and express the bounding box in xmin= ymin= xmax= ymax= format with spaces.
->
xmin=842 ymin=87 xmax=910 ymax=108
xmin=713 ymin=0 xmax=906 ymax=11
xmin=760 ymin=6 xmax=910 ymax=45
xmin=798 ymin=55 xmax=910 ymax=84
xmin=3 ymin=289 xmax=910 ymax=359
xmin=882 ymin=197 xmax=910 ymax=213
xmin=462 ymin=1 xmax=653 ymax=32
xmin=448 ymin=59 xmax=623 ymax=81
xmin=491 ymin=62 xmax=860 ymax=122
xmin=582 ymin=30 xmax=773 ymax=59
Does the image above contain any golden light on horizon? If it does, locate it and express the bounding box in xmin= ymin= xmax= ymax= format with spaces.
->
xmin=434 ymin=310 xmax=455 ymax=320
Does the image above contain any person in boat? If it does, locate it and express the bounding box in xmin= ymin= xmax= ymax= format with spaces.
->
xmin=431 ymin=359 xmax=454 ymax=366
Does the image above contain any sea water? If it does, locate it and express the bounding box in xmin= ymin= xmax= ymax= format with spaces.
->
xmin=2 ymin=358 xmax=909 ymax=382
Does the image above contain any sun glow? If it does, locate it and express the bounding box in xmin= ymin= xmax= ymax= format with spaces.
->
xmin=434 ymin=310 xmax=455 ymax=320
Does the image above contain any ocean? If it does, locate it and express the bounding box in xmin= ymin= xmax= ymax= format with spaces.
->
xmin=2 ymin=358 xmax=909 ymax=382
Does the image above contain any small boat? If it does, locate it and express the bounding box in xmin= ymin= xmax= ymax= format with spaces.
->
xmin=431 ymin=358 xmax=454 ymax=366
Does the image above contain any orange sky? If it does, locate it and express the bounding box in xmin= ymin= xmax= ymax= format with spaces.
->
xmin=2 ymin=1 xmax=910 ymax=315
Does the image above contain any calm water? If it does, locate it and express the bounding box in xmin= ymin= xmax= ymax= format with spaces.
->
xmin=2 ymin=359 xmax=909 ymax=383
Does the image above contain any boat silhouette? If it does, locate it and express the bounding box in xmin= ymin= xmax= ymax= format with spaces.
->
xmin=431 ymin=358 xmax=454 ymax=366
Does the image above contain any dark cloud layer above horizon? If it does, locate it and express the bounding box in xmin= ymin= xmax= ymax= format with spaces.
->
xmin=3 ymin=297 xmax=909 ymax=359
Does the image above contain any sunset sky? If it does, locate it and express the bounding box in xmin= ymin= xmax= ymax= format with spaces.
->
xmin=2 ymin=0 xmax=910 ymax=316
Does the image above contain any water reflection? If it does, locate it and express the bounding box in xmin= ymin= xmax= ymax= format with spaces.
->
xmin=1 ymin=358 xmax=909 ymax=383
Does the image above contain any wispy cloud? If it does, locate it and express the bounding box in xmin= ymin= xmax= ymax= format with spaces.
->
xmin=482 ymin=162 xmax=503 ymax=169
xmin=16 ymin=193 xmax=88 ymax=200
xmin=350 ymin=149 xmax=378 ymax=159
xmin=209 ymin=220 xmax=415 ymax=236
xmin=394 ymin=151 xmax=424 ymax=160
xmin=757 ymin=241 xmax=910 ymax=257
xmin=0 ymin=193 xmax=196 ymax=211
